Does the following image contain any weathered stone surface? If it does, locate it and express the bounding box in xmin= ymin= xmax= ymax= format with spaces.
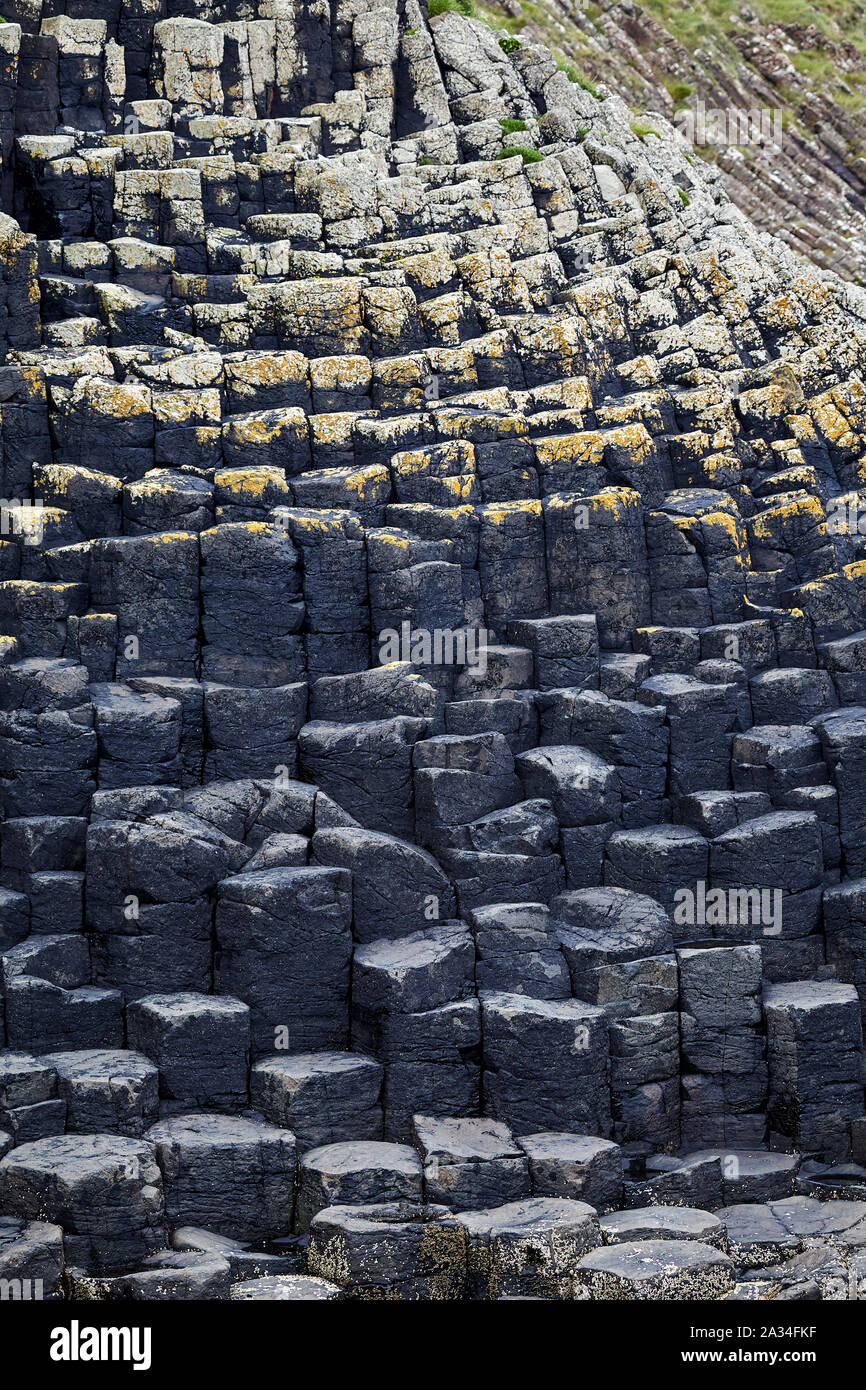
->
xmin=307 ymin=1201 xmax=467 ymax=1300
xmin=44 ymin=1049 xmax=158 ymax=1137
xmin=250 ymin=1051 xmax=383 ymax=1152
xmin=296 ymin=1139 xmax=422 ymax=1233
xmin=599 ymin=1205 xmax=727 ymax=1250
xmin=574 ymin=1239 xmax=734 ymax=1300
xmin=458 ymin=1196 xmax=601 ymax=1300
xmin=0 ymin=1134 xmax=164 ymax=1273
xmin=0 ymin=1215 xmax=64 ymax=1296
xmin=1 ymin=0 xmax=865 ymax=1305
xmin=518 ymin=1131 xmax=623 ymax=1211
xmin=230 ymin=1273 xmax=344 ymax=1300
xmin=145 ymin=1113 xmax=296 ymax=1242
xmin=412 ymin=1114 xmax=529 ymax=1213
xmin=126 ymin=993 xmax=249 ymax=1112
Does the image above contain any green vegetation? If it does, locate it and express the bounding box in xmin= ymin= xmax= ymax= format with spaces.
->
xmin=556 ymin=55 xmax=602 ymax=98
xmin=483 ymin=8 xmax=524 ymax=34
xmin=499 ymin=117 xmax=528 ymax=133
xmin=577 ymin=125 xmax=590 ymax=140
xmin=638 ymin=0 xmax=866 ymax=61
xmin=630 ymin=120 xmax=660 ymax=140
xmin=482 ymin=0 xmax=601 ymax=58
xmin=638 ymin=0 xmax=727 ymax=49
xmin=790 ymin=51 xmax=835 ymax=81
xmin=498 ymin=35 xmax=522 ymax=52
xmin=778 ymin=50 xmax=866 ymax=116
xmin=499 ymin=144 xmax=544 ymax=162
xmin=678 ymin=187 xmax=691 ymax=206
xmin=418 ymin=156 xmax=433 ymax=165
xmin=428 ymin=0 xmax=477 ymax=16
xmin=837 ymin=86 xmax=866 ymax=113
xmin=664 ymin=79 xmax=694 ymax=105
xmin=480 ymin=0 xmax=866 ymax=141
xmin=757 ymin=0 xmax=837 ymax=23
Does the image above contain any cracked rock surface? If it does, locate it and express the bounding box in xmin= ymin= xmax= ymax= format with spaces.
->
xmin=0 ymin=0 xmax=865 ymax=1302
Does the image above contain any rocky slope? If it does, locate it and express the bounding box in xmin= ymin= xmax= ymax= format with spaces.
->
xmin=0 ymin=0 xmax=865 ymax=1302
xmin=478 ymin=0 xmax=866 ymax=282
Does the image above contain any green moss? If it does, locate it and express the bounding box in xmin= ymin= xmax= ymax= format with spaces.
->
xmin=418 ymin=156 xmax=433 ymax=165
xmin=499 ymin=117 xmax=528 ymax=133
xmin=499 ymin=144 xmax=544 ymax=163
xmin=498 ymin=35 xmax=522 ymax=52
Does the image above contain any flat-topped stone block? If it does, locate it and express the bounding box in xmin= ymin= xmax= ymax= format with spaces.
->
xmin=574 ymin=1238 xmax=734 ymax=1300
xmin=296 ymin=1140 xmax=423 ymax=1232
xmin=600 ymin=1205 xmax=727 ymax=1250
xmin=145 ymin=1112 xmax=296 ymax=1242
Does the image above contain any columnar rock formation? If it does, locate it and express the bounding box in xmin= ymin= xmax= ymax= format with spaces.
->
xmin=0 ymin=0 xmax=866 ymax=1303
xmin=485 ymin=0 xmax=866 ymax=285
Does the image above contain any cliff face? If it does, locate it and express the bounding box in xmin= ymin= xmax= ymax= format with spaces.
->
xmin=0 ymin=0 xmax=864 ymax=1303
xmin=479 ymin=0 xmax=866 ymax=283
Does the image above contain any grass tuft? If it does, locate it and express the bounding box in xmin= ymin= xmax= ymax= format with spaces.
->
xmin=555 ymin=56 xmax=602 ymax=98
xmin=499 ymin=144 xmax=544 ymax=163
xmin=664 ymin=79 xmax=694 ymax=104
